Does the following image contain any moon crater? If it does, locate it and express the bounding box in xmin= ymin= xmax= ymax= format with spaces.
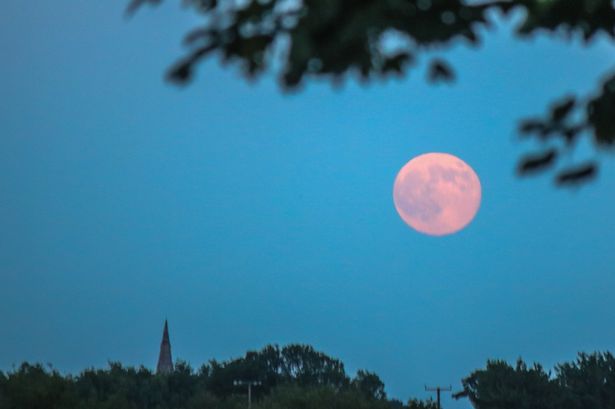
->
xmin=393 ymin=153 xmax=481 ymax=236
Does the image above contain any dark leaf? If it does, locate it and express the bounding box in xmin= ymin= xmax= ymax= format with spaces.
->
xmin=428 ymin=59 xmax=455 ymax=83
xmin=518 ymin=149 xmax=558 ymax=175
xmin=550 ymin=97 xmax=576 ymax=122
xmin=556 ymin=163 xmax=597 ymax=185
xmin=167 ymin=44 xmax=216 ymax=84
xmin=519 ymin=119 xmax=546 ymax=135
xmin=167 ymin=59 xmax=195 ymax=84
xmin=184 ymin=28 xmax=213 ymax=45
xmin=125 ymin=0 xmax=161 ymax=16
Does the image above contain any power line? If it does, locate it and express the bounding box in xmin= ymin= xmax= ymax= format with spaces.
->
xmin=425 ymin=385 xmax=452 ymax=409
xmin=233 ymin=380 xmax=262 ymax=409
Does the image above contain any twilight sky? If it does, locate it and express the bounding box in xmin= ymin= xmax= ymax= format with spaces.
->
xmin=1 ymin=2 xmax=615 ymax=408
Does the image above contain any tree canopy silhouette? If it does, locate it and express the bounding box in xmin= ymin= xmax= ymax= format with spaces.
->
xmin=454 ymin=352 xmax=615 ymax=409
xmin=0 ymin=344 xmax=420 ymax=409
xmin=127 ymin=0 xmax=615 ymax=186
xmin=3 ymin=346 xmax=615 ymax=409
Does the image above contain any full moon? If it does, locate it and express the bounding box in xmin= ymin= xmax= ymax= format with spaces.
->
xmin=393 ymin=153 xmax=481 ymax=236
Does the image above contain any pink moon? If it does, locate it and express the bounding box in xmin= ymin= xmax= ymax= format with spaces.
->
xmin=393 ymin=153 xmax=481 ymax=236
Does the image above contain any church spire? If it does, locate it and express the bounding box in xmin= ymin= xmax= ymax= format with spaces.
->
xmin=156 ymin=319 xmax=173 ymax=374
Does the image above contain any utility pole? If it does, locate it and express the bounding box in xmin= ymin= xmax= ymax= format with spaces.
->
xmin=425 ymin=385 xmax=452 ymax=409
xmin=233 ymin=380 xmax=262 ymax=409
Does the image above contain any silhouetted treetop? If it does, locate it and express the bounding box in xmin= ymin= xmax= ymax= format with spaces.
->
xmin=353 ymin=369 xmax=387 ymax=400
xmin=3 ymin=347 xmax=615 ymax=409
xmin=206 ymin=344 xmax=352 ymax=398
xmin=128 ymin=0 xmax=615 ymax=186
xmin=0 ymin=344 xmax=417 ymax=409
xmin=455 ymin=352 xmax=615 ymax=409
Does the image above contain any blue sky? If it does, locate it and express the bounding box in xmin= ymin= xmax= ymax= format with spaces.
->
xmin=1 ymin=1 xmax=615 ymax=408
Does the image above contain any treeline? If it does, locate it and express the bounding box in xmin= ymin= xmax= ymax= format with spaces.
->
xmin=0 ymin=344 xmax=436 ymax=409
xmin=3 ymin=345 xmax=615 ymax=409
xmin=456 ymin=351 xmax=615 ymax=409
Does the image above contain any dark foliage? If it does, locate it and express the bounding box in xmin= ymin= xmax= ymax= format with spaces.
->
xmin=352 ymin=369 xmax=387 ymax=400
xmin=455 ymin=352 xmax=615 ymax=409
xmin=0 ymin=344 xmax=418 ymax=409
xmin=206 ymin=344 xmax=350 ymax=398
xmin=4 ymin=347 xmax=615 ymax=409
xmin=127 ymin=0 xmax=615 ymax=186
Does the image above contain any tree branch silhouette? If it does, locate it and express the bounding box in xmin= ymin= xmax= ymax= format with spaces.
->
xmin=128 ymin=0 xmax=615 ymax=186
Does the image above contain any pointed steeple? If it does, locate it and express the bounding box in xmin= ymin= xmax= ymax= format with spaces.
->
xmin=156 ymin=320 xmax=173 ymax=374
